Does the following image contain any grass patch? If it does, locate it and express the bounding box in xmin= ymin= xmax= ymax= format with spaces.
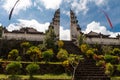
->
xmin=0 ymin=60 xmax=62 ymax=64
xmin=0 ymin=74 xmax=71 ymax=79
xmin=0 ymin=74 xmax=120 ymax=80
xmin=111 ymin=76 xmax=120 ymax=80
xmin=0 ymin=74 xmax=6 ymax=78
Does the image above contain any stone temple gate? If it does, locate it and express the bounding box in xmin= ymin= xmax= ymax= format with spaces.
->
xmin=1 ymin=9 xmax=120 ymax=46
xmin=49 ymin=9 xmax=120 ymax=46
xmin=49 ymin=9 xmax=82 ymax=43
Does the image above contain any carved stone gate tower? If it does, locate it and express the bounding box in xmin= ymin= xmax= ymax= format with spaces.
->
xmin=49 ymin=9 xmax=60 ymax=39
xmin=70 ymin=10 xmax=82 ymax=43
xmin=50 ymin=9 xmax=82 ymax=42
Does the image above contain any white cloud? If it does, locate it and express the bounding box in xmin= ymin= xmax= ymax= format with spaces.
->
xmin=6 ymin=19 xmax=71 ymax=40
xmin=60 ymin=26 xmax=70 ymax=40
xmin=84 ymin=21 xmax=120 ymax=37
xmin=91 ymin=0 xmax=108 ymax=6
xmin=7 ymin=19 xmax=49 ymax=33
xmin=70 ymin=0 xmax=108 ymax=15
xmin=2 ymin=0 xmax=32 ymax=15
xmin=62 ymin=10 xmax=70 ymax=16
xmin=33 ymin=1 xmax=43 ymax=12
xmin=40 ymin=0 xmax=62 ymax=9
xmin=6 ymin=23 xmax=22 ymax=31
xmin=64 ymin=0 xmax=72 ymax=3
xmin=0 ymin=23 xmax=2 ymax=26
xmin=71 ymin=0 xmax=88 ymax=14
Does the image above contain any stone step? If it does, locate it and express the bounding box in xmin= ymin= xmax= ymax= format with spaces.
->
xmin=79 ymin=61 xmax=97 ymax=64
xmin=78 ymin=64 xmax=100 ymax=67
xmin=75 ymin=75 xmax=109 ymax=78
xmin=76 ymin=69 xmax=103 ymax=71
xmin=77 ymin=67 xmax=103 ymax=70
xmin=75 ymin=76 xmax=110 ymax=80
xmin=75 ymin=71 xmax=105 ymax=74
xmin=75 ymin=73 xmax=107 ymax=76
xmin=63 ymin=41 xmax=81 ymax=55
xmin=62 ymin=41 xmax=110 ymax=80
xmin=79 ymin=62 xmax=96 ymax=64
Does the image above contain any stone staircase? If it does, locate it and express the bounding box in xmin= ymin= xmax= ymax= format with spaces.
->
xmin=75 ymin=57 xmax=110 ymax=80
xmin=63 ymin=41 xmax=81 ymax=55
xmin=63 ymin=41 xmax=110 ymax=80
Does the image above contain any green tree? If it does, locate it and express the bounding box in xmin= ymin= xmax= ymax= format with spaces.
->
xmin=105 ymin=63 xmax=114 ymax=76
xmin=42 ymin=49 xmax=54 ymax=63
xmin=26 ymin=46 xmax=41 ymax=62
xmin=8 ymin=49 xmax=19 ymax=60
xmin=117 ymin=64 xmax=120 ymax=72
xmin=20 ymin=41 xmax=30 ymax=55
xmin=57 ymin=40 xmax=64 ymax=49
xmin=43 ymin=26 xmax=56 ymax=49
xmin=6 ymin=62 xmax=22 ymax=80
xmin=16 ymin=56 xmax=22 ymax=61
xmin=80 ymin=44 xmax=89 ymax=54
xmin=57 ymin=49 xmax=68 ymax=61
xmin=104 ymin=55 xmax=119 ymax=64
xmin=0 ymin=26 xmax=3 ymax=37
xmin=78 ymin=34 xmax=86 ymax=46
xmin=26 ymin=63 xmax=40 ymax=80
xmin=38 ymin=44 xmax=47 ymax=51
xmin=112 ymin=48 xmax=120 ymax=56
xmin=67 ymin=54 xmax=84 ymax=80
xmin=102 ymin=45 xmax=113 ymax=55
xmin=86 ymin=49 xmax=94 ymax=58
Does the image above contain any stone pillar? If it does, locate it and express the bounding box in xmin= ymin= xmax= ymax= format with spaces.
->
xmin=70 ymin=10 xmax=82 ymax=43
xmin=49 ymin=9 xmax=60 ymax=40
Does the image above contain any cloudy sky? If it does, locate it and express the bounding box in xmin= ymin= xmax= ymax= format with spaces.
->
xmin=0 ymin=0 xmax=120 ymax=40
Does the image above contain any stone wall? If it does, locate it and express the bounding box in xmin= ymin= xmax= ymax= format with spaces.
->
xmin=70 ymin=10 xmax=120 ymax=46
xmin=86 ymin=37 xmax=120 ymax=45
xmin=2 ymin=32 xmax=45 ymax=41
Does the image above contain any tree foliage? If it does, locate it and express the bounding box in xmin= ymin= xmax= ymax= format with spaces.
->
xmin=42 ymin=49 xmax=54 ymax=63
xmin=105 ymin=63 xmax=114 ymax=76
xmin=112 ymin=48 xmax=120 ymax=56
xmin=57 ymin=40 xmax=64 ymax=49
xmin=8 ymin=49 xmax=19 ymax=60
xmin=43 ymin=26 xmax=56 ymax=49
xmin=117 ymin=64 xmax=120 ymax=72
xmin=78 ymin=34 xmax=86 ymax=46
xmin=0 ymin=26 xmax=3 ymax=37
xmin=57 ymin=49 xmax=68 ymax=61
xmin=80 ymin=44 xmax=89 ymax=54
xmin=27 ymin=46 xmax=41 ymax=62
xmin=104 ymin=55 xmax=119 ymax=64
xmin=102 ymin=45 xmax=113 ymax=55
xmin=20 ymin=41 xmax=30 ymax=55
xmin=86 ymin=49 xmax=94 ymax=58
xmin=68 ymin=54 xmax=83 ymax=66
xmin=62 ymin=60 xmax=69 ymax=67
xmin=6 ymin=62 xmax=22 ymax=75
xmin=67 ymin=54 xmax=84 ymax=80
xmin=26 ymin=63 xmax=40 ymax=80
